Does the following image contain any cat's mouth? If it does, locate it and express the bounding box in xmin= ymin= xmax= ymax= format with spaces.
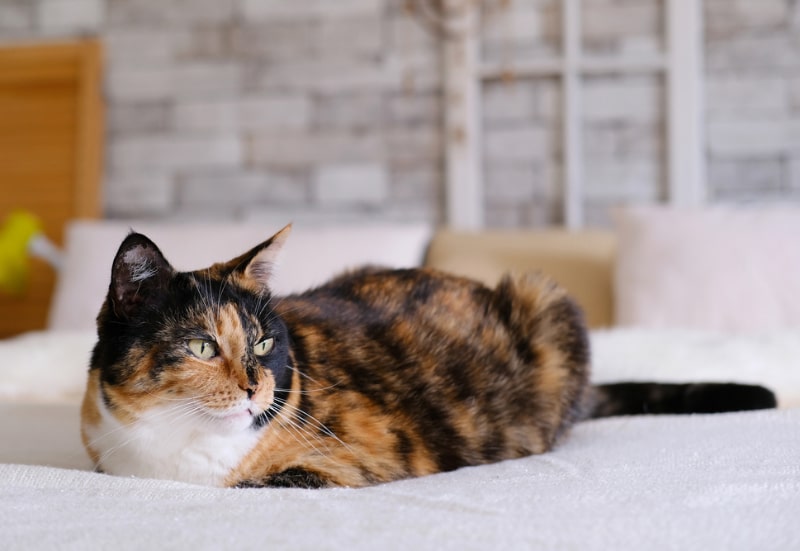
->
xmin=205 ymin=406 xmax=256 ymax=430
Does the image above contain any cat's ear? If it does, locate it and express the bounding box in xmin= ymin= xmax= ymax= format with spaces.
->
xmin=109 ymin=233 xmax=174 ymax=319
xmin=222 ymin=224 xmax=291 ymax=294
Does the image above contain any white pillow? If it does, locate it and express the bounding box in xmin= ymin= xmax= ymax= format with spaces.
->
xmin=48 ymin=221 xmax=432 ymax=331
xmin=614 ymin=206 xmax=800 ymax=333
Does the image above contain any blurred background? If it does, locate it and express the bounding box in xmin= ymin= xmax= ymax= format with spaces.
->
xmin=2 ymin=0 xmax=798 ymax=229
xmin=1 ymin=0 xmax=800 ymax=334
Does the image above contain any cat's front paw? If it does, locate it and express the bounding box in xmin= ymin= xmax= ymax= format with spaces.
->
xmin=235 ymin=468 xmax=329 ymax=489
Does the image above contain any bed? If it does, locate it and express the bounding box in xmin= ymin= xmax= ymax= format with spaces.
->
xmin=2 ymin=207 xmax=800 ymax=550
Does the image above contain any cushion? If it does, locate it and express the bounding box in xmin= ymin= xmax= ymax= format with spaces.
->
xmin=424 ymin=229 xmax=616 ymax=328
xmin=614 ymin=206 xmax=800 ymax=332
xmin=48 ymin=221 xmax=432 ymax=331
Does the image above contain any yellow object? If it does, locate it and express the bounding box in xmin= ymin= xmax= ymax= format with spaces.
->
xmin=0 ymin=211 xmax=43 ymax=295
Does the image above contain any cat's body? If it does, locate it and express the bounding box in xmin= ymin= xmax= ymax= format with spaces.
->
xmin=81 ymin=227 xmax=776 ymax=488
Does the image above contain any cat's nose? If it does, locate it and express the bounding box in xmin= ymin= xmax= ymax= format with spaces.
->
xmin=240 ymin=385 xmax=257 ymax=400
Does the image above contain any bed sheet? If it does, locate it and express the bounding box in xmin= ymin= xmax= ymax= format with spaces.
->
xmin=2 ymin=329 xmax=799 ymax=550
xmin=1 ymin=405 xmax=798 ymax=550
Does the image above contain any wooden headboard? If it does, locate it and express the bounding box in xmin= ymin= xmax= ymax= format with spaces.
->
xmin=0 ymin=40 xmax=103 ymax=337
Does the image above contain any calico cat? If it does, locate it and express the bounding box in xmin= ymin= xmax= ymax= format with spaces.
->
xmin=80 ymin=226 xmax=776 ymax=488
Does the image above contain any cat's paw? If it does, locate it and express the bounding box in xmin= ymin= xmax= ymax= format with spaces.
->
xmin=235 ymin=468 xmax=329 ymax=489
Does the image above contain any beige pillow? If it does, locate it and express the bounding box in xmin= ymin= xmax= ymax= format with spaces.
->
xmin=425 ymin=229 xmax=616 ymax=328
xmin=614 ymin=206 xmax=800 ymax=332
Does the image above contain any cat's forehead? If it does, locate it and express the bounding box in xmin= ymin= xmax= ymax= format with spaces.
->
xmin=201 ymin=303 xmax=260 ymax=344
xmin=183 ymin=268 xmax=263 ymax=299
xmin=175 ymin=272 xmax=270 ymax=330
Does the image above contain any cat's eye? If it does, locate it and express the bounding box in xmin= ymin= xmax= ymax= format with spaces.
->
xmin=254 ymin=337 xmax=274 ymax=357
xmin=188 ymin=339 xmax=218 ymax=360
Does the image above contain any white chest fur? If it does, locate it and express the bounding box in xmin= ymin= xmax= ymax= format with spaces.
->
xmin=85 ymin=391 xmax=261 ymax=487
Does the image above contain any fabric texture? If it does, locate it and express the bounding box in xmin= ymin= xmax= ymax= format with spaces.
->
xmin=614 ymin=206 xmax=800 ymax=332
xmin=2 ymin=330 xmax=799 ymax=549
xmin=1 ymin=407 xmax=798 ymax=550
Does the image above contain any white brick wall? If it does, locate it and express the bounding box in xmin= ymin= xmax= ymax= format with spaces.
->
xmin=110 ymin=135 xmax=243 ymax=171
xmin=485 ymin=165 xmax=540 ymax=202
xmin=231 ymin=21 xmax=316 ymax=62
xmin=705 ymin=0 xmax=788 ymax=35
xmin=106 ymin=67 xmax=174 ymax=102
xmin=583 ymin=160 xmax=663 ymax=201
xmin=107 ymin=0 xmax=237 ymax=26
xmin=483 ymin=81 xmax=539 ymax=127
xmin=387 ymin=92 xmax=439 ymax=125
xmin=174 ymin=96 xmax=311 ymax=132
xmin=706 ymin=34 xmax=800 ymax=73
xmin=172 ymin=100 xmax=238 ymax=133
xmin=108 ymin=101 xmax=171 ymax=135
xmin=0 ymin=2 xmax=35 ymax=32
xmin=315 ymin=92 xmax=384 ymax=131
xmin=582 ymin=0 xmax=662 ymax=54
xmin=789 ymin=160 xmax=800 ymax=191
xmin=105 ymin=29 xmax=179 ymax=65
xmin=789 ymin=77 xmax=800 ymax=112
xmin=483 ymin=126 xmax=554 ymax=163
xmin=708 ymin=120 xmax=800 ymax=157
xmin=385 ymin=125 xmax=442 ymax=163
xmin=480 ymin=0 xmax=559 ymax=63
xmin=256 ymin=58 xmax=409 ymax=95
xmin=708 ymin=158 xmax=785 ymax=200
xmin=176 ymin=171 xmax=270 ymax=209
xmin=390 ymin=164 xmax=441 ymax=203
xmin=240 ymin=0 xmax=380 ymax=21
xmin=9 ymin=0 xmax=800 ymax=227
xmin=387 ymin=9 xmax=438 ymax=54
xmin=316 ymin=16 xmax=384 ymax=59
xmin=705 ymin=76 xmax=788 ymax=120
xmin=38 ymin=0 xmax=104 ymax=32
xmin=248 ymin=131 xmax=384 ymax=168
xmin=313 ymin=163 xmax=389 ymax=206
xmin=704 ymin=0 xmax=800 ymax=203
xmin=171 ymin=62 xmax=243 ymax=98
xmin=583 ymin=76 xmax=662 ymax=123
xmin=104 ymin=171 xmax=174 ymax=217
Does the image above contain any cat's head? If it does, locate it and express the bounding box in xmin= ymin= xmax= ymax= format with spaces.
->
xmin=89 ymin=225 xmax=294 ymax=433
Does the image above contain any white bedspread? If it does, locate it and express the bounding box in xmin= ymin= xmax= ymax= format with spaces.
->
xmin=1 ymin=407 xmax=798 ymax=550
xmin=1 ymin=329 xmax=799 ymax=550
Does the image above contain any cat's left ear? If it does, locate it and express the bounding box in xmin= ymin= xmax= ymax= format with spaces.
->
xmin=109 ymin=233 xmax=175 ymax=319
xmin=223 ymin=224 xmax=291 ymax=294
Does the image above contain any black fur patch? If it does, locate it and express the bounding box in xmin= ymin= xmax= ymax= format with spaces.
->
xmin=590 ymin=382 xmax=777 ymax=418
xmin=236 ymin=468 xmax=328 ymax=489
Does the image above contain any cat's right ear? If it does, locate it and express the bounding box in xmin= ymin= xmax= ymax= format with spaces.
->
xmin=109 ymin=233 xmax=174 ymax=319
xmin=218 ymin=224 xmax=291 ymax=294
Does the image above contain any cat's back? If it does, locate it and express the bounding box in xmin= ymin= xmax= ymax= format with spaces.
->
xmin=272 ymin=267 xmax=590 ymax=475
xmin=279 ymin=267 xmax=587 ymax=356
xmin=279 ymin=266 xmax=491 ymax=331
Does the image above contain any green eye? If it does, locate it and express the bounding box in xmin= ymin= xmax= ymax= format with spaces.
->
xmin=254 ymin=337 xmax=274 ymax=357
xmin=188 ymin=339 xmax=218 ymax=360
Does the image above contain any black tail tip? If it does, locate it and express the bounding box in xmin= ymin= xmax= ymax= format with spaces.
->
xmin=685 ymin=383 xmax=777 ymax=413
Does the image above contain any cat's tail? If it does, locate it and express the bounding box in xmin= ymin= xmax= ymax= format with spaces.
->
xmin=587 ymin=382 xmax=777 ymax=419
